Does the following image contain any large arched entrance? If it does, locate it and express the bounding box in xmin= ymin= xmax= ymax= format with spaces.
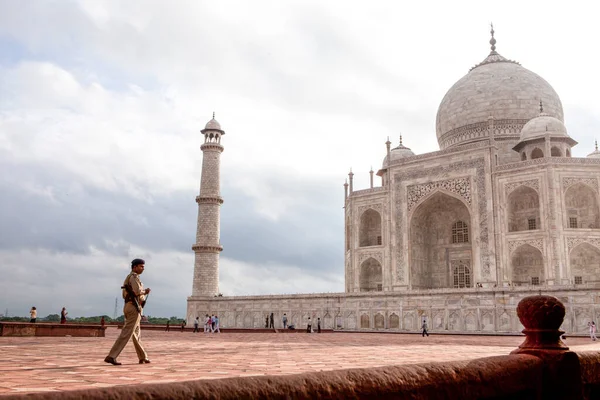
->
xmin=508 ymin=186 xmax=540 ymax=232
xmin=409 ymin=192 xmax=472 ymax=289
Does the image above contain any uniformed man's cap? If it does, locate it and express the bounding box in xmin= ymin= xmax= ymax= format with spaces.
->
xmin=131 ymin=258 xmax=145 ymax=267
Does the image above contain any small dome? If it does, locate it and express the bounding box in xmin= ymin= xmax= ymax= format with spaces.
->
xmin=204 ymin=118 xmax=222 ymax=131
xmin=383 ymin=136 xmax=415 ymax=166
xmin=519 ymin=113 xmax=568 ymax=141
xmin=588 ymin=141 xmax=600 ymax=158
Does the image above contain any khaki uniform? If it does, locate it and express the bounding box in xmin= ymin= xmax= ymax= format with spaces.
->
xmin=107 ymin=272 xmax=148 ymax=361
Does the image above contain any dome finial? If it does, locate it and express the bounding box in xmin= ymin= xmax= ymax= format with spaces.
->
xmin=596 ymin=139 xmax=598 ymax=151
xmin=539 ymin=100 xmax=544 ymax=114
xmin=489 ymin=22 xmax=496 ymax=53
xmin=212 ymin=111 xmax=215 ymax=119
xmin=399 ymin=135 xmax=403 ymax=146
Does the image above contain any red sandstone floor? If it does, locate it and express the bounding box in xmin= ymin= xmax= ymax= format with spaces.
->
xmin=0 ymin=328 xmax=598 ymax=396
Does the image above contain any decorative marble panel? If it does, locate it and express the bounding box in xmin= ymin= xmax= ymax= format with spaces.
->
xmin=562 ymin=177 xmax=599 ymax=192
xmin=358 ymin=251 xmax=383 ymax=265
xmin=407 ymin=177 xmax=471 ymax=212
xmin=358 ymin=203 xmax=383 ymax=216
xmin=508 ymin=239 xmax=544 ymax=254
xmin=566 ymin=237 xmax=600 ymax=253
xmin=504 ymin=179 xmax=540 ymax=196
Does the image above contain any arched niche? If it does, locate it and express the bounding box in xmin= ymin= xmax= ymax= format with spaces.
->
xmin=511 ymin=244 xmax=544 ymax=285
xmin=409 ymin=192 xmax=471 ymax=289
xmin=570 ymin=243 xmax=600 ymax=283
xmin=507 ymin=186 xmax=540 ymax=232
xmin=359 ymin=209 xmax=382 ymax=247
xmin=521 ymin=152 xmax=527 ymax=161
xmin=551 ymin=146 xmax=562 ymax=157
xmin=359 ymin=258 xmax=382 ymax=292
xmin=389 ymin=313 xmax=400 ymax=329
xmin=360 ymin=314 xmax=370 ymax=329
xmin=531 ymin=148 xmax=544 ymax=159
xmin=374 ymin=313 xmax=384 ymax=329
xmin=565 ymin=183 xmax=600 ymax=229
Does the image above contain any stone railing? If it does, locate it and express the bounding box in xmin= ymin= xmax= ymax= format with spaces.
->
xmin=0 ymin=322 xmax=106 ymax=337
xmin=9 ymin=296 xmax=600 ymax=400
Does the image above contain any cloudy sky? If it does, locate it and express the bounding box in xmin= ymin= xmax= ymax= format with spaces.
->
xmin=1 ymin=0 xmax=600 ymax=318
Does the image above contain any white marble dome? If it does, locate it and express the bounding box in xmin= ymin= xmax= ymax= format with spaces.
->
xmin=588 ymin=141 xmax=600 ymax=158
xmin=519 ymin=113 xmax=568 ymax=141
xmin=383 ymin=137 xmax=415 ymax=166
xmin=436 ymin=50 xmax=564 ymax=150
xmin=202 ymin=115 xmax=223 ymax=132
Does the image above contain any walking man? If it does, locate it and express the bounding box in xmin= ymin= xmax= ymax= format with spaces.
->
xmin=60 ymin=307 xmax=68 ymax=324
xmin=269 ymin=312 xmax=274 ymax=329
xmin=307 ymin=317 xmax=312 ymax=333
xmin=421 ymin=319 xmax=429 ymax=337
xmin=104 ymin=258 xmax=151 ymax=365
xmin=589 ymin=321 xmax=597 ymax=341
xmin=193 ymin=317 xmax=200 ymax=333
xmin=282 ymin=313 xmax=288 ymax=329
xmin=165 ymin=320 xmax=170 ymax=332
xmin=317 ymin=317 xmax=321 ymax=333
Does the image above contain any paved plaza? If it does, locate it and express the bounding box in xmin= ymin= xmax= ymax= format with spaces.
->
xmin=1 ymin=328 xmax=598 ymax=396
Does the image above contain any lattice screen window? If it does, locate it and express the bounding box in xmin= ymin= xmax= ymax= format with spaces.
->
xmin=377 ymin=284 xmax=383 ymax=291
xmin=453 ymin=264 xmax=471 ymax=288
xmin=531 ymin=276 xmax=540 ymax=285
xmin=574 ymin=276 xmax=583 ymax=284
xmin=452 ymin=221 xmax=469 ymax=244
xmin=377 ymin=236 xmax=382 ymax=245
xmin=569 ymin=217 xmax=578 ymax=229
xmin=528 ymin=218 xmax=537 ymax=230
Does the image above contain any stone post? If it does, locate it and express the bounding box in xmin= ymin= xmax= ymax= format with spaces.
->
xmin=369 ymin=167 xmax=374 ymax=188
xmin=511 ymin=295 xmax=583 ymax=399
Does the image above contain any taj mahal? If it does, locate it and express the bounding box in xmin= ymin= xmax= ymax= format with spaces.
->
xmin=187 ymin=28 xmax=600 ymax=334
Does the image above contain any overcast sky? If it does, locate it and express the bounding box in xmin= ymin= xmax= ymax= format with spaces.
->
xmin=1 ymin=0 xmax=600 ymax=318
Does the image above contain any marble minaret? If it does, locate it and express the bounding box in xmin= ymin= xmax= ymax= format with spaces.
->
xmin=191 ymin=113 xmax=224 ymax=297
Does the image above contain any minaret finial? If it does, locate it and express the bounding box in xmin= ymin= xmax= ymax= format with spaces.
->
xmin=212 ymin=111 xmax=215 ymax=119
xmin=539 ymin=100 xmax=544 ymax=113
xmin=596 ymin=139 xmax=598 ymax=151
xmin=489 ymin=23 xmax=496 ymax=53
xmin=399 ymin=135 xmax=403 ymax=146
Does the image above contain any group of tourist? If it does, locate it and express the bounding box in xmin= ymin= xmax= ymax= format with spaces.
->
xmin=191 ymin=314 xmax=220 ymax=333
xmin=28 ymin=306 xmax=68 ymax=324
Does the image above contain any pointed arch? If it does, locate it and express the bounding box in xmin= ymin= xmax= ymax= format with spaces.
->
xmin=508 ymin=185 xmax=540 ymax=232
xmin=511 ymin=244 xmax=544 ymax=285
xmin=359 ymin=209 xmax=382 ymax=247
xmin=410 ymin=191 xmax=472 ymax=289
xmin=551 ymin=146 xmax=562 ymax=157
xmin=531 ymin=148 xmax=544 ymax=159
xmin=565 ymin=183 xmax=600 ymax=229
xmin=570 ymin=242 xmax=600 ymax=283
xmin=360 ymin=314 xmax=370 ymax=329
xmin=359 ymin=257 xmax=382 ymax=292
xmin=374 ymin=313 xmax=385 ymax=329
xmin=389 ymin=313 xmax=400 ymax=329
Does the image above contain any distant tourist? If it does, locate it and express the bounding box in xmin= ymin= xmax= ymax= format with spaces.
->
xmin=165 ymin=320 xmax=170 ymax=332
xmin=29 ymin=307 xmax=37 ymax=323
xmin=213 ymin=315 xmax=220 ymax=333
xmin=180 ymin=319 xmax=186 ymax=332
xmin=60 ymin=307 xmax=68 ymax=324
xmin=211 ymin=315 xmax=216 ymax=332
xmin=204 ymin=314 xmax=211 ymax=333
xmin=104 ymin=258 xmax=151 ymax=366
xmin=589 ymin=321 xmax=597 ymax=341
xmin=100 ymin=316 xmax=106 ymax=327
xmin=422 ymin=319 xmax=429 ymax=337
xmin=269 ymin=312 xmax=274 ymax=329
xmin=282 ymin=313 xmax=288 ymax=329
xmin=307 ymin=317 xmax=312 ymax=333
xmin=265 ymin=315 xmax=269 ymax=328
xmin=317 ymin=317 xmax=321 ymax=333
xmin=193 ymin=317 xmax=200 ymax=333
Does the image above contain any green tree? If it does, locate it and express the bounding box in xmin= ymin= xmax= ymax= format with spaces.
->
xmin=45 ymin=314 xmax=60 ymax=322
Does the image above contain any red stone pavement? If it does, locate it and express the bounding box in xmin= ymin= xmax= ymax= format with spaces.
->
xmin=0 ymin=328 xmax=598 ymax=396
